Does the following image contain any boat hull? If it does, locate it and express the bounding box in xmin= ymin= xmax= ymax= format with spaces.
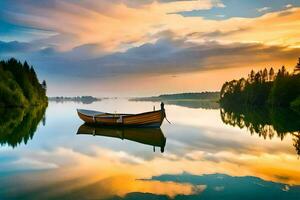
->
xmin=77 ymin=109 xmax=165 ymax=128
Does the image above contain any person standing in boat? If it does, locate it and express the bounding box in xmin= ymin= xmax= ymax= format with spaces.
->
xmin=161 ymin=102 xmax=171 ymax=124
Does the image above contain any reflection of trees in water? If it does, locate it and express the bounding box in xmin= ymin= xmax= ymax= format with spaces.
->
xmin=220 ymin=106 xmax=300 ymax=155
xmin=164 ymin=100 xmax=219 ymax=109
xmin=0 ymin=105 xmax=47 ymax=148
xmin=49 ymin=96 xmax=99 ymax=104
xmin=291 ymin=133 xmax=300 ymax=155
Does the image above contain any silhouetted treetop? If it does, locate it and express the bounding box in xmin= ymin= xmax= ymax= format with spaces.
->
xmin=220 ymin=58 xmax=300 ymax=111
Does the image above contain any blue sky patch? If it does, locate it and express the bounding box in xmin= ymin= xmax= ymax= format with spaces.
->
xmin=176 ymin=0 xmax=300 ymax=20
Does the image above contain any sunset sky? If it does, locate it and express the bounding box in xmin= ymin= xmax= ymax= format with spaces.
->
xmin=1 ymin=0 xmax=300 ymax=96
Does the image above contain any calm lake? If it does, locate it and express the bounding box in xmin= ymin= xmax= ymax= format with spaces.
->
xmin=0 ymin=99 xmax=300 ymax=200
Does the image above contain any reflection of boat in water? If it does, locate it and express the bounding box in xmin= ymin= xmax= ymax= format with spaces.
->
xmin=77 ymin=124 xmax=167 ymax=152
xmin=77 ymin=103 xmax=166 ymax=128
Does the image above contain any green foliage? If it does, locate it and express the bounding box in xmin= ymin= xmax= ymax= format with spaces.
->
xmin=269 ymin=74 xmax=300 ymax=107
xmin=0 ymin=67 xmax=28 ymax=107
xmin=220 ymin=66 xmax=300 ymax=110
xmin=291 ymin=96 xmax=300 ymax=113
xmin=0 ymin=58 xmax=47 ymax=107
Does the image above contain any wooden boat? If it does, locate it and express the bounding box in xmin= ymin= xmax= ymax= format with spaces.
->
xmin=77 ymin=124 xmax=166 ymax=152
xmin=77 ymin=102 xmax=166 ymax=128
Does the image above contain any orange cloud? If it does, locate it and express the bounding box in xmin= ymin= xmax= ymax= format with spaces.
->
xmin=3 ymin=0 xmax=300 ymax=95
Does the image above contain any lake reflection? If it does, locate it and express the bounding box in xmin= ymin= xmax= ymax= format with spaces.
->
xmin=0 ymin=105 xmax=47 ymax=148
xmin=220 ymin=106 xmax=300 ymax=155
xmin=77 ymin=124 xmax=166 ymax=153
xmin=0 ymin=99 xmax=300 ymax=199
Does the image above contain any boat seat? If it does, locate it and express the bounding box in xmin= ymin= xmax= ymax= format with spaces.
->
xmin=97 ymin=114 xmax=127 ymax=118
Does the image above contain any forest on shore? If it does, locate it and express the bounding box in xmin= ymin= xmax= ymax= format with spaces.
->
xmin=220 ymin=63 xmax=300 ymax=112
xmin=0 ymin=58 xmax=47 ymax=107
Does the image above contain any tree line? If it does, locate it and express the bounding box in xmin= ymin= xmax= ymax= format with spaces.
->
xmin=220 ymin=63 xmax=300 ymax=111
xmin=132 ymin=92 xmax=220 ymax=102
xmin=0 ymin=58 xmax=48 ymax=107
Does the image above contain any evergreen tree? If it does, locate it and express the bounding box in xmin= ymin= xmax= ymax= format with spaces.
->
xmin=249 ymin=70 xmax=255 ymax=83
xmin=0 ymin=58 xmax=48 ymax=107
xmin=294 ymin=58 xmax=300 ymax=74
xmin=254 ymin=71 xmax=261 ymax=83
xmin=269 ymin=68 xmax=275 ymax=81
xmin=42 ymin=80 xmax=47 ymax=91
xmin=262 ymin=68 xmax=268 ymax=82
xmin=23 ymin=61 xmax=30 ymax=72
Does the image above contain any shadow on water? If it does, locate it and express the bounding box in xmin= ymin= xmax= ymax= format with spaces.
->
xmin=220 ymin=105 xmax=300 ymax=155
xmin=0 ymin=105 xmax=47 ymax=148
xmin=77 ymin=124 xmax=166 ymax=153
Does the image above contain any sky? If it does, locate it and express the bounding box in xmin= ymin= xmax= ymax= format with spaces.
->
xmin=1 ymin=0 xmax=300 ymax=97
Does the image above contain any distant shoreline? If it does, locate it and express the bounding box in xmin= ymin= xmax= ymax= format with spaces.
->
xmin=49 ymin=96 xmax=101 ymax=104
xmin=130 ymin=92 xmax=220 ymax=109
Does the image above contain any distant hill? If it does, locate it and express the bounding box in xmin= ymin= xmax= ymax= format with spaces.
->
xmin=130 ymin=92 xmax=220 ymax=109
xmin=49 ymin=96 xmax=100 ymax=104
xmin=0 ymin=58 xmax=47 ymax=107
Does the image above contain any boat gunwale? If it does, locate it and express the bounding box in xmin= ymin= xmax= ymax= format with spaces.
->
xmin=77 ymin=109 xmax=163 ymax=119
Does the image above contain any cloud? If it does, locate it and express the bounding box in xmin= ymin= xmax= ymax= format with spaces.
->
xmin=0 ymin=40 xmax=52 ymax=58
xmin=0 ymin=41 xmax=35 ymax=53
xmin=2 ymin=0 xmax=300 ymax=53
xmin=0 ymin=157 xmax=58 ymax=172
xmin=11 ymin=158 xmax=58 ymax=170
xmin=277 ymin=10 xmax=293 ymax=17
xmin=1 ymin=0 xmax=300 ymax=95
xmin=187 ymin=27 xmax=249 ymax=38
xmin=2 ymin=34 xmax=300 ymax=80
xmin=46 ymin=39 xmax=300 ymax=77
xmin=257 ymin=7 xmax=271 ymax=13
xmin=0 ymin=0 xmax=219 ymax=52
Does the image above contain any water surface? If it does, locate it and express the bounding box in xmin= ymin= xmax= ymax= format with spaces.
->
xmin=0 ymin=99 xmax=299 ymax=199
